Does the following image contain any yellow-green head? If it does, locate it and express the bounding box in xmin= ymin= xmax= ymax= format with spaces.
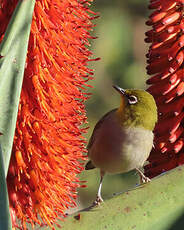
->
xmin=113 ymin=85 xmax=157 ymax=131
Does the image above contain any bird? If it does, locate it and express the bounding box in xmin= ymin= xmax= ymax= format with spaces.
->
xmin=85 ymin=85 xmax=157 ymax=205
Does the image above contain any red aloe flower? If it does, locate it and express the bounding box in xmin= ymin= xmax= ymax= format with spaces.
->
xmin=145 ymin=0 xmax=184 ymax=178
xmin=0 ymin=0 xmax=97 ymax=229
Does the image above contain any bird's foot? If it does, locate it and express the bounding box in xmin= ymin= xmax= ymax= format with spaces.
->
xmin=136 ymin=168 xmax=151 ymax=184
xmin=92 ymin=195 xmax=104 ymax=206
xmin=140 ymin=174 xmax=151 ymax=184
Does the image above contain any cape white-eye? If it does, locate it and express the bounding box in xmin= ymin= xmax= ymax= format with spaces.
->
xmin=85 ymin=85 xmax=157 ymax=204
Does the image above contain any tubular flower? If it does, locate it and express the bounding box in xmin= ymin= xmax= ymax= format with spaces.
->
xmin=145 ymin=0 xmax=184 ymax=178
xmin=0 ymin=0 xmax=97 ymax=229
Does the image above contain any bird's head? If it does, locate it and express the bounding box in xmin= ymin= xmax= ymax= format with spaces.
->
xmin=113 ymin=85 xmax=157 ymax=130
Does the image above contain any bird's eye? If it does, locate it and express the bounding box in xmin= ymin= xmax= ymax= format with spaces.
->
xmin=128 ymin=95 xmax=138 ymax=105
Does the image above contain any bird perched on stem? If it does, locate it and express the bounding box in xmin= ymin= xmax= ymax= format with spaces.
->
xmin=85 ymin=85 xmax=157 ymax=205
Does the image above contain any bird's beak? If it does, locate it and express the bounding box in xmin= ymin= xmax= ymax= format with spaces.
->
xmin=113 ymin=85 xmax=126 ymax=95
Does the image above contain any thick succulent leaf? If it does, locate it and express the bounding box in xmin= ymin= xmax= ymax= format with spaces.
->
xmin=0 ymin=145 xmax=12 ymax=230
xmin=0 ymin=0 xmax=35 ymax=176
xmin=59 ymin=166 xmax=184 ymax=230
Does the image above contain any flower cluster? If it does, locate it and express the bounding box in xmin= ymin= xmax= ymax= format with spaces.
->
xmin=145 ymin=0 xmax=184 ymax=177
xmin=0 ymin=0 xmax=97 ymax=228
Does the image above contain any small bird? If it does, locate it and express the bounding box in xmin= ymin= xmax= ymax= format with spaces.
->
xmin=85 ymin=85 xmax=157 ymax=204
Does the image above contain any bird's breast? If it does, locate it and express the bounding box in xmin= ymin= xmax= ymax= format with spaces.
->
xmin=88 ymin=111 xmax=153 ymax=174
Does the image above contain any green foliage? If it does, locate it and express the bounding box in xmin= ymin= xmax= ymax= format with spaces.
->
xmin=59 ymin=166 xmax=184 ymax=230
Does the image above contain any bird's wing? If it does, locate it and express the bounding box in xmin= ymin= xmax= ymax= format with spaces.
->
xmin=87 ymin=109 xmax=117 ymax=152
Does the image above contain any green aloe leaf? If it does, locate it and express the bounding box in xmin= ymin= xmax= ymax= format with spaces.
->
xmin=0 ymin=145 xmax=12 ymax=230
xmin=0 ymin=0 xmax=35 ymax=229
xmin=0 ymin=0 xmax=35 ymax=177
xmin=59 ymin=166 xmax=184 ymax=230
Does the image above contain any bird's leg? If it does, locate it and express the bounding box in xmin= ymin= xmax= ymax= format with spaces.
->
xmin=136 ymin=168 xmax=151 ymax=184
xmin=93 ymin=170 xmax=105 ymax=206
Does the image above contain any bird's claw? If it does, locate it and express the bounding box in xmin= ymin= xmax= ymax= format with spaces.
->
xmin=136 ymin=168 xmax=151 ymax=184
xmin=92 ymin=196 xmax=103 ymax=206
xmin=140 ymin=175 xmax=151 ymax=184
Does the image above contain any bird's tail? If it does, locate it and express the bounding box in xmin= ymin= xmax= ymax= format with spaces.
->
xmin=85 ymin=160 xmax=96 ymax=170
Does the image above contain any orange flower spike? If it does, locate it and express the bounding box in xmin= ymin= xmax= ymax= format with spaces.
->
xmin=0 ymin=0 xmax=98 ymax=229
xmin=145 ymin=0 xmax=184 ymax=178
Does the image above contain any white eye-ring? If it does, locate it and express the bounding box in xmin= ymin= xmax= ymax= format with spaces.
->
xmin=128 ymin=95 xmax=138 ymax=105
